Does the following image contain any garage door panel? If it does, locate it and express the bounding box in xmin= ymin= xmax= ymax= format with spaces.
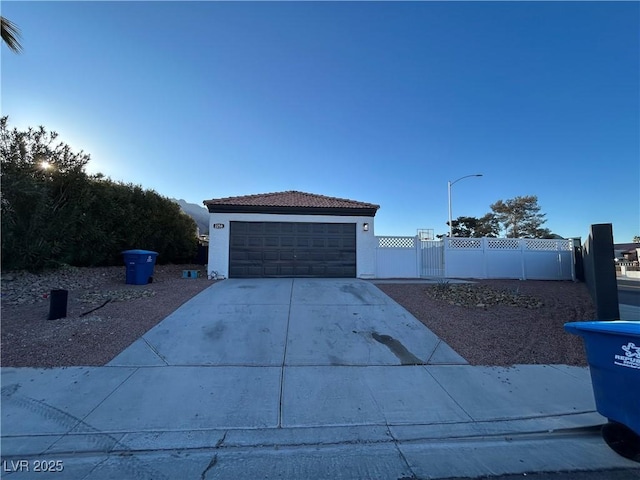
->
xmin=311 ymin=238 xmax=326 ymax=248
xmin=294 ymin=265 xmax=312 ymax=275
xmin=248 ymin=251 xmax=263 ymax=261
xmin=280 ymin=250 xmax=295 ymax=261
xmin=229 ymin=222 xmax=356 ymax=278
xmin=230 ymin=251 xmax=249 ymax=261
xmin=327 ymin=238 xmax=341 ymax=248
xmin=264 ymin=237 xmax=279 ymax=247
xmin=263 ymin=265 xmax=279 ymax=276
xmin=230 ymin=236 xmax=247 ymax=248
xmin=281 ymin=237 xmax=295 ymax=247
xmin=264 ymin=223 xmax=281 ymax=234
xmin=310 ymin=252 xmax=326 ymax=262
xmin=248 ymin=237 xmax=264 ymax=248
xmin=326 ymin=266 xmax=347 ymax=277
xmin=310 ymin=266 xmax=327 ymax=276
xmin=229 ymin=266 xmax=244 ymax=277
xmin=327 ymin=224 xmax=345 ymax=234
xmin=296 ymin=238 xmax=311 ymax=247
xmin=325 ymin=251 xmax=340 ymax=261
xmin=247 ymin=223 xmax=264 ymax=234
xmin=280 ymin=265 xmax=295 ymax=276
xmin=262 ymin=251 xmax=279 ymax=261
xmin=247 ymin=266 xmax=263 ymax=276
xmin=232 ymin=222 xmax=248 ymax=234
xmin=343 ymin=237 xmax=356 ymax=247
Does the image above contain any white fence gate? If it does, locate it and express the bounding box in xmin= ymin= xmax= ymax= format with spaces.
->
xmin=420 ymin=240 xmax=445 ymax=277
xmin=375 ymin=236 xmax=574 ymax=280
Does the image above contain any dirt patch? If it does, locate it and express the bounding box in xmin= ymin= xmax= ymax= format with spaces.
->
xmin=376 ymin=279 xmax=596 ymax=366
xmin=1 ymin=264 xmax=215 ymax=367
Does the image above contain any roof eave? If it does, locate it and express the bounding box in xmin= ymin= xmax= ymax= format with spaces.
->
xmin=204 ymin=204 xmax=378 ymax=217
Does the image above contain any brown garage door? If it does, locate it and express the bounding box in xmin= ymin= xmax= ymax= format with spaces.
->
xmin=229 ymin=222 xmax=356 ymax=278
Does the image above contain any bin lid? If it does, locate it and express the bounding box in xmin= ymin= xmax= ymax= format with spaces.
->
xmin=122 ymin=249 xmax=158 ymax=255
xmin=564 ymin=320 xmax=640 ymax=337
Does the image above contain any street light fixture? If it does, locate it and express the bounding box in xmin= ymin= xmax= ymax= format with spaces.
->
xmin=448 ymin=174 xmax=483 ymax=237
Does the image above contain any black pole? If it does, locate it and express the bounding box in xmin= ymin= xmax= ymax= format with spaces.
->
xmin=582 ymin=224 xmax=619 ymax=320
xmin=48 ymin=289 xmax=68 ymax=320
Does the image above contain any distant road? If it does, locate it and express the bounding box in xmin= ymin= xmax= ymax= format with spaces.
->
xmin=618 ymin=278 xmax=640 ymax=306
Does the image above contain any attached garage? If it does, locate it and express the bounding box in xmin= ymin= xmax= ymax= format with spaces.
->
xmin=204 ymin=191 xmax=379 ymax=279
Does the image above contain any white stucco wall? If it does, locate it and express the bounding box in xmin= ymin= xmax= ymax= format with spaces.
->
xmin=207 ymin=212 xmax=376 ymax=279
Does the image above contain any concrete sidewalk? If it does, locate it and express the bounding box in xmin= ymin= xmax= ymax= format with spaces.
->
xmin=2 ymin=279 xmax=639 ymax=479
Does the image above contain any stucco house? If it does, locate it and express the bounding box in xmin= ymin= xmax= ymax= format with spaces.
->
xmin=614 ymin=243 xmax=640 ymax=263
xmin=203 ymin=191 xmax=380 ymax=279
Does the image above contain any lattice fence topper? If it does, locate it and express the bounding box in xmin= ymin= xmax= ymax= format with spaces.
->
xmin=448 ymin=238 xmax=482 ymax=249
xmin=525 ymin=239 xmax=572 ymax=251
xmin=377 ymin=236 xmax=415 ymax=248
xmin=487 ymin=238 xmax=520 ymax=250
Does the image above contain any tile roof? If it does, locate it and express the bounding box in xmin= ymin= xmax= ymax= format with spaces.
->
xmin=615 ymin=243 xmax=640 ymax=252
xmin=204 ymin=191 xmax=380 ymax=210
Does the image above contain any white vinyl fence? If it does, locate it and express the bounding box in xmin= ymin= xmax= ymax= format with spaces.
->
xmin=376 ymin=236 xmax=444 ymax=278
xmin=375 ymin=236 xmax=574 ymax=280
xmin=445 ymin=237 xmax=574 ymax=280
xmin=376 ymin=236 xmax=421 ymax=278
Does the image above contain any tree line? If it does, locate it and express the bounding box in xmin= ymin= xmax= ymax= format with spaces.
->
xmin=442 ymin=195 xmax=559 ymax=239
xmin=1 ymin=117 xmax=198 ymax=272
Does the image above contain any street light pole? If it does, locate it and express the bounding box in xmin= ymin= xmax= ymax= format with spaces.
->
xmin=448 ymin=174 xmax=483 ymax=237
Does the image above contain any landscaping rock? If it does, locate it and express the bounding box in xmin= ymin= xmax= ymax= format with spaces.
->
xmin=426 ymin=283 xmax=543 ymax=309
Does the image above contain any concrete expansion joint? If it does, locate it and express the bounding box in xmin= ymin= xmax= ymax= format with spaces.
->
xmin=385 ymin=424 xmax=419 ymax=480
xmin=424 ymin=339 xmax=442 ymax=364
xmin=277 ymin=279 xmax=294 ymax=429
xmin=143 ymin=338 xmax=169 ymax=366
xmin=423 ymin=366 xmax=474 ymax=421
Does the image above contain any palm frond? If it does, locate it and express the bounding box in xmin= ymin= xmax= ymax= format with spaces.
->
xmin=1 ymin=16 xmax=23 ymax=53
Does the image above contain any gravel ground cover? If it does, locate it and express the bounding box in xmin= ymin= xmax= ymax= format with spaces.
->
xmin=1 ymin=264 xmax=215 ymax=367
xmin=377 ymin=279 xmax=596 ymax=366
xmin=2 ymin=267 xmax=595 ymax=367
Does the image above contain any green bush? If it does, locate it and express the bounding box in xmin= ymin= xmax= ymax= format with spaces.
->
xmin=1 ymin=117 xmax=198 ymax=271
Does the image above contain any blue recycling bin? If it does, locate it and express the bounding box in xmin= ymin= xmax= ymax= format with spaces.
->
xmin=565 ymin=320 xmax=640 ymax=460
xmin=122 ymin=250 xmax=158 ymax=285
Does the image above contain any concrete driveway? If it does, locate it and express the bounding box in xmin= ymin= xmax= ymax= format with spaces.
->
xmin=108 ymin=278 xmax=466 ymax=367
xmin=3 ymin=279 xmax=638 ymax=479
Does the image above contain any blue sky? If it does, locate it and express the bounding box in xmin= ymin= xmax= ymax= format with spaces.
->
xmin=2 ymin=1 xmax=638 ymax=242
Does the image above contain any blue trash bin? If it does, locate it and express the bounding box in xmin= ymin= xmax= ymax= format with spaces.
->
xmin=565 ymin=320 xmax=640 ymax=460
xmin=122 ymin=250 xmax=158 ymax=285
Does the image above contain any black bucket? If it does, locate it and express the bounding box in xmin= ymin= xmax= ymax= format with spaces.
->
xmin=48 ymin=289 xmax=68 ymax=320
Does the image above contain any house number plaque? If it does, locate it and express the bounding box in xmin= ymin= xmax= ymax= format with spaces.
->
xmin=213 ymin=223 xmax=225 ymax=229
